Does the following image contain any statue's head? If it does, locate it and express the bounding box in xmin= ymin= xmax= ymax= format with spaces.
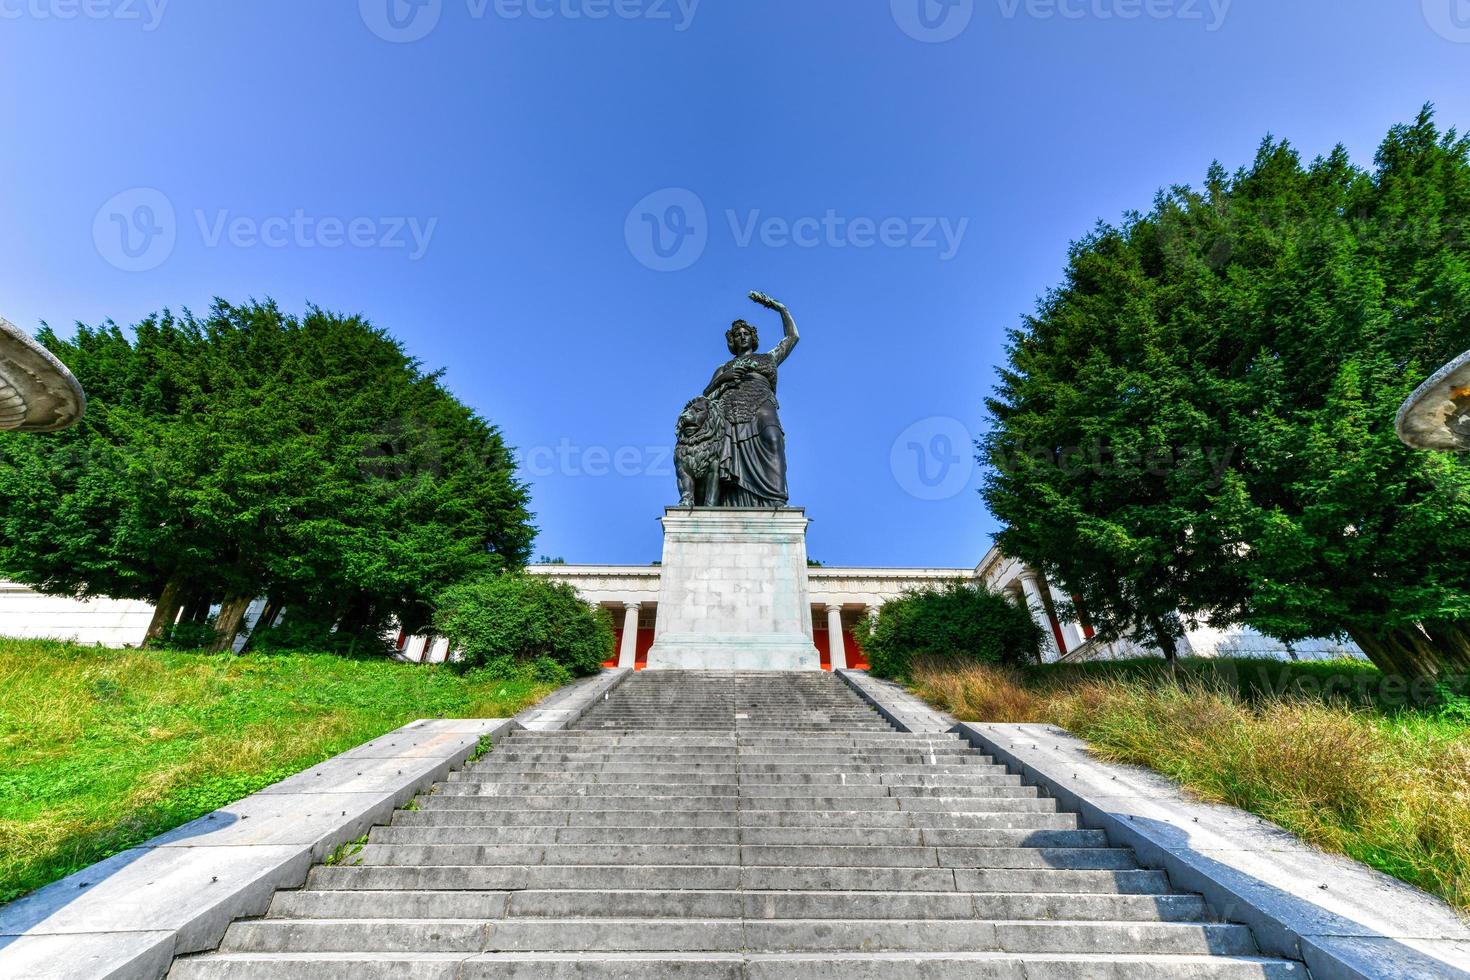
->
xmin=726 ymin=319 xmax=758 ymax=355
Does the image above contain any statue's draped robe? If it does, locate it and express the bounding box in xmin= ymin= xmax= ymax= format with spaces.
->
xmin=706 ymin=336 xmax=795 ymax=507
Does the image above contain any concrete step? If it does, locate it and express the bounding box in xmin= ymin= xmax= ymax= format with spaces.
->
xmin=268 ymin=888 xmax=1211 ymax=923
xmin=351 ymin=842 xmax=1138 ymax=870
xmin=356 ymin=843 xmax=742 ymax=866
xmin=417 ymin=794 xmax=742 ymax=811
xmin=390 ymin=808 xmax=1077 ymax=829
xmin=421 ymin=793 xmax=1058 ymax=813
xmin=365 ymin=826 xmax=1109 ymax=848
xmin=733 ymin=784 xmax=1038 ymax=798
xmin=170 ymin=950 xmax=1303 ymax=979
xmin=437 ymin=783 xmax=739 ymax=798
xmin=392 ymin=809 xmax=745 ymax=828
xmin=217 ymin=917 xmax=1259 ymax=955
xmin=304 ymin=864 xmax=1178 ymax=895
xmin=448 ymin=770 xmax=1020 ymax=785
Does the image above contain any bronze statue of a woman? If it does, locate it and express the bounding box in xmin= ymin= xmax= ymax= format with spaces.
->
xmin=700 ymin=291 xmax=799 ymax=507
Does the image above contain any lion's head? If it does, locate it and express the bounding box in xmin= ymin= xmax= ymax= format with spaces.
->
xmin=677 ymin=396 xmax=720 ymax=440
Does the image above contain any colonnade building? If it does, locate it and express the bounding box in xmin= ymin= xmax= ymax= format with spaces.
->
xmin=0 ymin=546 xmax=1361 ymax=664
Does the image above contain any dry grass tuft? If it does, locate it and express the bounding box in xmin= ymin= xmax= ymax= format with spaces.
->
xmin=909 ymin=658 xmax=1470 ymax=913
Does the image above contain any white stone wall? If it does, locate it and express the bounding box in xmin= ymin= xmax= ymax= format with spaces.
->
xmin=0 ymin=582 xmax=272 ymax=652
xmin=976 ymin=546 xmax=1367 ymax=664
xmin=0 ymin=581 xmax=155 ymax=647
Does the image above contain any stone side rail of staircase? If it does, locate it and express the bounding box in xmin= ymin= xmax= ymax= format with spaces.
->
xmin=838 ymin=669 xmax=1470 ymax=980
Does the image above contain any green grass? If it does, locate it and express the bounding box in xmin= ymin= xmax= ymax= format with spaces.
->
xmin=0 ymin=638 xmax=554 ymax=903
xmin=908 ymin=656 xmax=1470 ymax=913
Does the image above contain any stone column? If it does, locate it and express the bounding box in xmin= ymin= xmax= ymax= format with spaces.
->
xmin=1048 ymin=583 xmax=1087 ymax=651
xmin=1018 ymin=572 xmax=1061 ymax=663
xmin=825 ymin=604 xmax=847 ymax=671
xmin=404 ymin=635 xmax=428 ymax=663
xmin=618 ymin=602 xmax=642 ymax=669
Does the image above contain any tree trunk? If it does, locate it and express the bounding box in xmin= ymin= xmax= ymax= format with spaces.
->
xmin=1393 ymin=627 xmax=1445 ymax=680
xmin=210 ymin=595 xmax=253 ymax=653
xmin=1146 ymin=612 xmax=1180 ymax=680
xmin=1347 ymin=625 xmax=1449 ymax=681
xmin=143 ymin=575 xmax=187 ymax=648
xmin=1422 ymin=622 xmax=1470 ymax=673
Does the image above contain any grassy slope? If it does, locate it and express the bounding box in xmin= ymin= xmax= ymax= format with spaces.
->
xmin=908 ymin=657 xmax=1470 ymax=914
xmin=0 ymin=638 xmax=553 ymax=903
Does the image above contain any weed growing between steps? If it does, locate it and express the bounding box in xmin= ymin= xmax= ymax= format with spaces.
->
xmin=908 ymin=658 xmax=1470 ymax=913
xmin=0 ymin=638 xmax=554 ymax=903
xmin=322 ymin=835 xmax=367 ymax=867
xmin=466 ymin=734 xmax=495 ymax=763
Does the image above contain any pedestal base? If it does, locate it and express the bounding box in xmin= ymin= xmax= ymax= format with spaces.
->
xmin=645 ymin=507 xmax=820 ymax=671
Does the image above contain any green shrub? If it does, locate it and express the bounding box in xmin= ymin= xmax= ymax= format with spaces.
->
xmin=153 ymin=618 xmax=221 ymax=651
xmin=857 ymin=581 xmax=1042 ymax=680
xmin=434 ymin=574 xmax=614 ymax=679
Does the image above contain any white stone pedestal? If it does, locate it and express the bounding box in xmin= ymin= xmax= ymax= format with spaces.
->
xmin=645 ymin=507 xmax=819 ymax=670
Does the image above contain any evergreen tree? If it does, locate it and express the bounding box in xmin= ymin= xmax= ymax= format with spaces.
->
xmin=983 ymin=106 xmax=1470 ymax=678
xmin=0 ymin=300 xmax=535 ymax=650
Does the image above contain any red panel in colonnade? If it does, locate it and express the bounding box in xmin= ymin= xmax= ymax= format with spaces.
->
xmin=633 ymin=628 xmax=654 ymax=670
xmin=814 ymin=627 xmax=871 ymax=671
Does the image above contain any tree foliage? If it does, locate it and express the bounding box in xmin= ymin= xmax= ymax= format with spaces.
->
xmin=983 ymin=106 xmax=1470 ymax=678
xmin=433 ymin=574 xmax=614 ymax=682
xmin=856 ymin=581 xmax=1043 ymax=680
xmin=0 ymin=299 xmax=535 ymax=649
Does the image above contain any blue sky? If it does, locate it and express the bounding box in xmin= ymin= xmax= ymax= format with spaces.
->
xmin=3 ymin=1 xmax=1468 ymax=568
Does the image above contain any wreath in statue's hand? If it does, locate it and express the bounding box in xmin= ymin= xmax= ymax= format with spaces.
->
xmin=748 ymin=291 xmax=785 ymax=312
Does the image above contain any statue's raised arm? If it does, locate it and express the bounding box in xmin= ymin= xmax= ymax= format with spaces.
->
xmin=749 ymin=291 xmax=799 ymax=366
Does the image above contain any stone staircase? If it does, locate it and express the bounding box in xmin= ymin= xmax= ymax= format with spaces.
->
xmin=169 ymin=670 xmax=1303 ymax=979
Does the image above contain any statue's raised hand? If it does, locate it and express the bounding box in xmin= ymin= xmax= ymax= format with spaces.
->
xmin=749 ymin=291 xmax=785 ymax=312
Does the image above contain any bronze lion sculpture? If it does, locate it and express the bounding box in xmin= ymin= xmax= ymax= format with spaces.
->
xmin=675 ymin=395 xmax=726 ymax=507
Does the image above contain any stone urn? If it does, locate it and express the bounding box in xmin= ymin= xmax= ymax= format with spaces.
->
xmin=0 ymin=316 xmax=85 ymax=433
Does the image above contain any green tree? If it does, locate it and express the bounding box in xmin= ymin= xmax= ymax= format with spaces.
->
xmin=433 ymin=573 xmax=614 ymax=681
xmin=0 ymin=300 xmax=535 ymax=651
xmin=983 ymin=106 xmax=1470 ymax=678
